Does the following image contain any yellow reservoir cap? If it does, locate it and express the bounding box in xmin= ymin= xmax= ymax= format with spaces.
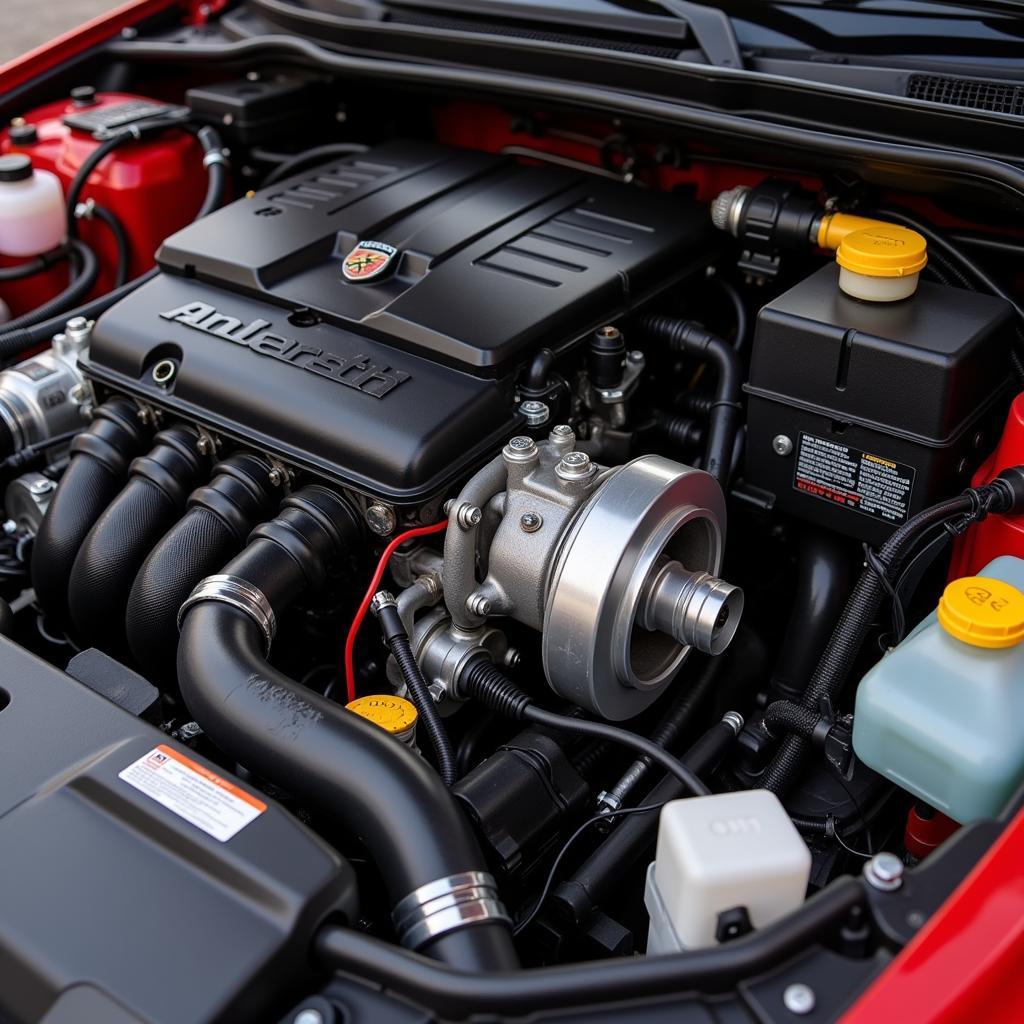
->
xmin=835 ymin=226 xmax=927 ymax=278
xmin=346 ymin=694 xmax=418 ymax=735
xmin=937 ymin=576 xmax=1024 ymax=649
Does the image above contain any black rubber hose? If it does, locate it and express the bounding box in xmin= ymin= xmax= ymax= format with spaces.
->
xmin=177 ymin=488 xmax=518 ymax=971
xmin=599 ymin=656 xmax=717 ymax=810
xmin=763 ymin=700 xmax=819 ymax=741
xmin=312 ymin=876 xmax=862 ymax=1018
xmin=65 ymin=135 xmax=127 ymax=235
xmin=641 ymin=314 xmax=741 ymax=484
xmin=460 ymin=657 xmax=710 ymax=797
xmin=762 ymin=474 xmax=1024 ymax=795
xmin=0 ymin=239 xmax=98 ymax=335
xmin=126 ymin=452 xmax=278 ymax=684
xmin=0 ymin=245 xmax=69 ymax=282
xmin=771 ymin=529 xmax=854 ymax=704
xmin=89 ymin=204 xmax=130 ymax=287
xmin=68 ymin=425 xmax=209 ymax=652
xmin=713 ymin=275 xmax=749 ymax=351
xmin=654 ymin=411 xmax=704 ymax=450
xmin=258 ymin=142 xmax=370 ymax=185
xmin=31 ymin=398 xmax=150 ymax=627
xmin=372 ymin=594 xmax=458 ymax=786
xmin=0 ymin=129 xmax=227 ymax=360
xmin=554 ymin=705 xmax=737 ymax=928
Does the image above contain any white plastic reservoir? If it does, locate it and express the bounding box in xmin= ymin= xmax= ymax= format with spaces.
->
xmin=645 ymin=790 xmax=811 ymax=952
xmin=0 ymin=154 xmax=65 ymax=258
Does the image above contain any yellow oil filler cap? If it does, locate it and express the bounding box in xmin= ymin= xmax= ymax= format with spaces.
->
xmin=347 ymin=694 xmax=419 ymax=743
xmin=835 ymin=225 xmax=927 ymax=303
xmin=937 ymin=576 xmax=1024 ymax=649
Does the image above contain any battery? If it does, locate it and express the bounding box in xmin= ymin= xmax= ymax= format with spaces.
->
xmin=744 ymin=264 xmax=1014 ymax=544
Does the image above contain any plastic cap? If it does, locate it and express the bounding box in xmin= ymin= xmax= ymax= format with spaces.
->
xmin=346 ymin=694 xmax=418 ymax=734
xmin=937 ymin=576 xmax=1024 ymax=649
xmin=835 ymin=226 xmax=927 ymax=278
xmin=0 ymin=154 xmax=32 ymax=183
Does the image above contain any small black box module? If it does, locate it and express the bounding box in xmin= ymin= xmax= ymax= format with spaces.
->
xmin=744 ymin=264 xmax=1013 ymax=544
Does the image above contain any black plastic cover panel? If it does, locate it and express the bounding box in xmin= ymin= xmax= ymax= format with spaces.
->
xmin=155 ymin=140 xmax=711 ymax=372
xmin=85 ymin=141 xmax=710 ymax=501
xmin=0 ymin=639 xmax=356 ymax=1024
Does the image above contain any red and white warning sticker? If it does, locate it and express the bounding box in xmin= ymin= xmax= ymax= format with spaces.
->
xmin=118 ymin=744 xmax=266 ymax=842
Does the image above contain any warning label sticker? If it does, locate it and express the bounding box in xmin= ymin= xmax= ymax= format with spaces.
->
xmin=793 ymin=433 xmax=915 ymax=525
xmin=119 ymin=744 xmax=266 ymax=842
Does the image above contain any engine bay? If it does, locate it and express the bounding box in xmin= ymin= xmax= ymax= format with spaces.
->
xmin=0 ymin=16 xmax=1023 ymax=1023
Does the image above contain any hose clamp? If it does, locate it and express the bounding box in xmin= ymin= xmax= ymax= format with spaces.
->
xmin=203 ymin=149 xmax=230 ymax=168
xmin=392 ymin=871 xmax=510 ymax=951
xmin=178 ymin=574 xmax=276 ymax=654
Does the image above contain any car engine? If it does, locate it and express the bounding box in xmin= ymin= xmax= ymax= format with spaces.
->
xmin=0 ymin=28 xmax=1023 ymax=1023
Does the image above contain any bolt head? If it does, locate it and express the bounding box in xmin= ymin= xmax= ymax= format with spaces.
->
xmin=550 ymin=424 xmax=574 ymax=439
xmin=503 ymin=435 xmax=538 ymax=463
xmin=519 ymin=511 xmax=543 ymax=533
xmin=865 ymin=852 xmax=904 ymax=891
xmin=782 ymin=983 xmax=816 ymax=1015
xmin=28 ymin=478 xmax=55 ymax=496
xmin=366 ymin=503 xmax=397 ymax=537
xmin=557 ymin=450 xmax=593 ymax=479
xmin=772 ymin=434 xmax=794 ymax=457
xmin=627 ymin=349 xmax=645 ymax=366
xmin=519 ymin=399 xmax=550 ymax=426
xmin=508 ymin=435 xmax=534 ymax=451
xmin=293 ymin=1011 xmax=324 ymax=1024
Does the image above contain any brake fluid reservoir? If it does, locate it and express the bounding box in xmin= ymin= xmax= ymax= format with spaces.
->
xmin=0 ymin=154 xmax=64 ymax=258
xmin=644 ymin=790 xmax=810 ymax=952
xmin=853 ymin=556 xmax=1024 ymax=823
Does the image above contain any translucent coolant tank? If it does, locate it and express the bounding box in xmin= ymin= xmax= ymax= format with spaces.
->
xmin=853 ymin=555 xmax=1024 ymax=823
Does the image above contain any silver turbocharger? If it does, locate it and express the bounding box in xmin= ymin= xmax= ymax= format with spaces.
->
xmin=399 ymin=425 xmax=742 ymax=720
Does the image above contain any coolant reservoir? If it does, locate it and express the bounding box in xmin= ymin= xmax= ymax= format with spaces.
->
xmin=0 ymin=154 xmax=64 ymax=257
xmin=853 ymin=556 xmax=1024 ymax=823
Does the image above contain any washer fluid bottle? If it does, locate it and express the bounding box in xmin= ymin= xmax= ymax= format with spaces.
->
xmin=853 ymin=555 xmax=1024 ymax=823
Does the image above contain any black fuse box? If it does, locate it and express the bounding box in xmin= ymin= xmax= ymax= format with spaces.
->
xmin=744 ymin=264 xmax=1014 ymax=544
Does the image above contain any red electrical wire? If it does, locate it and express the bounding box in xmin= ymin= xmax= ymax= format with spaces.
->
xmin=344 ymin=519 xmax=448 ymax=703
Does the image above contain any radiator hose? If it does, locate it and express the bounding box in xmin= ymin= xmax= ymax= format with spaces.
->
xmin=176 ymin=487 xmax=519 ymax=972
xmin=641 ymin=314 xmax=741 ymax=484
xmin=68 ymin=425 xmax=210 ymax=652
xmin=126 ymin=452 xmax=278 ymax=685
xmin=31 ymin=398 xmax=150 ymax=627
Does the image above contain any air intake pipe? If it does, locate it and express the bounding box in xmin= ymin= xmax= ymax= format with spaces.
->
xmin=68 ymin=424 xmax=210 ymax=652
xmin=126 ymin=452 xmax=278 ymax=686
xmin=177 ymin=487 xmax=519 ymax=972
xmin=31 ymin=398 xmax=150 ymax=627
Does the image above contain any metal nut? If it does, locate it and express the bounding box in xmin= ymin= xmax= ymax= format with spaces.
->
xmin=519 ymin=511 xmax=543 ymax=533
xmin=453 ymin=502 xmax=483 ymax=530
xmin=519 ymin=399 xmax=550 ymax=427
xmin=366 ymin=503 xmax=397 ymax=536
xmin=782 ymin=983 xmax=816 ymax=1016
xmin=466 ymin=593 xmax=492 ymax=617
xmin=864 ymin=852 xmax=904 ymax=892
xmin=772 ymin=434 xmax=794 ymax=457
xmin=503 ymin=435 xmax=538 ymax=463
xmin=556 ymin=450 xmax=593 ymax=480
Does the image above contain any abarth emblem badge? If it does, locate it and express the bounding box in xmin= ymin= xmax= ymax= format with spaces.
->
xmin=342 ymin=239 xmax=398 ymax=282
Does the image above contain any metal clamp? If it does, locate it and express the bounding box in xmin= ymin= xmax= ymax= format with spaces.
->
xmin=392 ymin=871 xmax=510 ymax=950
xmin=178 ymin=574 xmax=277 ymax=654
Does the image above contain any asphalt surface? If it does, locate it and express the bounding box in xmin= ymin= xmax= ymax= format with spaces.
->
xmin=0 ymin=0 xmax=120 ymax=64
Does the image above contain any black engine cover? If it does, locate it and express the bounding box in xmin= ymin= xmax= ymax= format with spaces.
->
xmin=83 ymin=141 xmax=710 ymax=502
